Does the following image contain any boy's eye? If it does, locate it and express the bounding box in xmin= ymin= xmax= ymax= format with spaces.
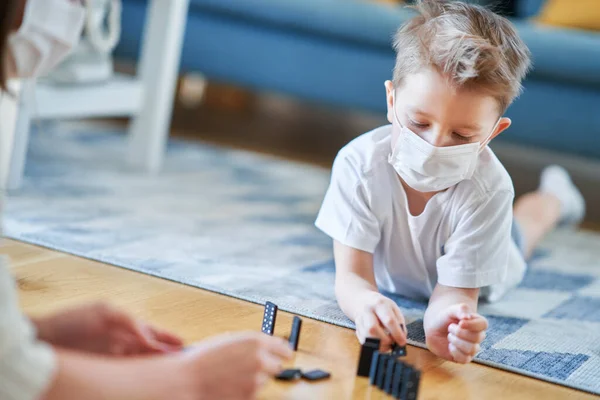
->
xmin=409 ymin=119 xmax=429 ymax=128
xmin=453 ymin=132 xmax=473 ymax=142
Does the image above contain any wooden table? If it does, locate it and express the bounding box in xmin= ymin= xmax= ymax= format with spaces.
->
xmin=4 ymin=239 xmax=595 ymax=400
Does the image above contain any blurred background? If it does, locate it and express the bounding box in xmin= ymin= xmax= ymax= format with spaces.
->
xmin=123 ymin=0 xmax=600 ymax=219
xmin=5 ymin=0 xmax=600 ymax=222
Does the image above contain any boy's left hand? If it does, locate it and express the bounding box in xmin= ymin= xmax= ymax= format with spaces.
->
xmin=425 ymin=303 xmax=488 ymax=364
xmin=32 ymin=302 xmax=184 ymax=356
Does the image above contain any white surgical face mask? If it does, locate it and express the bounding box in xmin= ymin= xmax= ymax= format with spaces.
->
xmin=8 ymin=0 xmax=85 ymax=78
xmin=388 ymin=90 xmax=499 ymax=193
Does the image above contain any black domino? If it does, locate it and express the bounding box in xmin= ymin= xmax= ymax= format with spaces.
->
xmin=391 ymin=343 xmax=407 ymax=357
xmin=391 ymin=361 xmax=405 ymax=398
xmin=276 ymin=369 xmax=302 ymax=381
xmin=406 ymin=369 xmax=421 ymax=400
xmin=376 ymin=354 xmax=390 ymax=390
xmin=400 ymin=366 xmax=420 ymax=400
xmin=357 ymin=338 xmax=380 ymax=377
xmin=302 ymin=369 xmax=331 ymax=381
xmin=289 ymin=316 xmax=302 ymax=351
xmin=369 ymin=351 xmax=380 ymax=385
xmin=384 ymin=356 xmax=396 ymax=394
xmin=262 ymin=301 xmax=278 ymax=335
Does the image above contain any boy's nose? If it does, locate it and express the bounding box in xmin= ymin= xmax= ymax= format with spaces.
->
xmin=421 ymin=130 xmax=447 ymax=147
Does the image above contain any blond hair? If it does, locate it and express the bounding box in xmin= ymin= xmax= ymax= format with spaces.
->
xmin=393 ymin=0 xmax=531 ymax=112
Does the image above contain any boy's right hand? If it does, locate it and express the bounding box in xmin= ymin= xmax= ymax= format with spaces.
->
xmin=182 ymin=332 xmax=293 ymax=400
xmin=355 ymin=292 xmax=407 ymax=351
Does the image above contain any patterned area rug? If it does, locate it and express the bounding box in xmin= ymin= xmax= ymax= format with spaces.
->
xmin=4 ymin=125 xmax=600 ymax=395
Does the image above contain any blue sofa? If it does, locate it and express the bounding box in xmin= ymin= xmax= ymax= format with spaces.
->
xmin=115 ymin=0 xmax=600 ymax=161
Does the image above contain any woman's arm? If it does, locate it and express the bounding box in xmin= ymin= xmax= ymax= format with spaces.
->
xmin=0 ymin=260 xmax=180 ymax=400
xmin=43 ymin=331 xmax=294 ymax=400
xmin=41 ymin=350 xmax=183 ymax=400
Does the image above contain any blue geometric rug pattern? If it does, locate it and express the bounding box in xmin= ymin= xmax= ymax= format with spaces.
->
xmin=4 ymin=124 xmax=600 ymax=395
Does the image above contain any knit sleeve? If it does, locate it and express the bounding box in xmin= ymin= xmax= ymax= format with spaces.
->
xmin=0 ymin=257 xmax=56 ymax=400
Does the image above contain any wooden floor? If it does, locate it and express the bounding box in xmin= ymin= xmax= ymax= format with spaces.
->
xmin=6 ymin=239 xmax=595 ymax=400
xmin=6 ymin=88 xmax=599 ymax=399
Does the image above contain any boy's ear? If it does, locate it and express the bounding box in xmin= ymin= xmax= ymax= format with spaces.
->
xmin=385 ymin=80 xmax=394 ymax=124
xmin=486 ymin=117 xmax=511 ymax=145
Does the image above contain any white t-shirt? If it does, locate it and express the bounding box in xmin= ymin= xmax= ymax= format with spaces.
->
xmin=315 ymin=125 xmax=526 ymax=301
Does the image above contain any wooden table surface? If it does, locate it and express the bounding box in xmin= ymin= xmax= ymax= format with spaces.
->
xmin=4 ymin=239 xmax=596 ymax=400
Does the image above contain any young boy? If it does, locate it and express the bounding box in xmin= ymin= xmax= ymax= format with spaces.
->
xmin=316 ymin=0 xmax=585 ymax=364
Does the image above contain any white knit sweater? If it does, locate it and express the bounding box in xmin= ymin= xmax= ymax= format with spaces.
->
xmin=0 ymin=197 xmax=56 ymax=400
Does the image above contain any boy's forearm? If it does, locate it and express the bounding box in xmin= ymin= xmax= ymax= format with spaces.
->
xmin=335 ymin=273 xmax=380 ymax=321
xmin=332 ymin=241 xmax=379 ymax=322
xmin=41 ymin=349 xmax=186 ymax=400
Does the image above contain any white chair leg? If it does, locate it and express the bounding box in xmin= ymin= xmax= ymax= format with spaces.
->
xmin=0 ymin=80 xmax=34 ymax=191
xmin=0 ymin=83 xmax=19 ymax=191
xmin=127 ymin=0 xmax=190 ymax=173
xmin=6 ymin=81 xmax=36 ymax=190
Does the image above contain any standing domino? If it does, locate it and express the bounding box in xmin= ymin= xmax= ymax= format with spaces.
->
xmin=262 ymin=301 xmax=278 ymax=335
xmin=376 ymin=354 xmax=390 ymax=390
xmin=391 ymin=343 xmax=407 ymax=357
xmin=369 ymin=351 xmax=381 ymax=386
xmin=357 ymin=338 xmax=381 ymax=377
xmin=383 ymin=357 xmax=396 ymax=394
xmin=400 ymin=366 xmax=421 ymax=400
xmin=289 ymin=316 xmax=302 ymax=351
xmin=391 ymin=361 xmax=405 ymax=398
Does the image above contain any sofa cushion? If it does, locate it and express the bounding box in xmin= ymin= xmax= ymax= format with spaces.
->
xmin=512 ymin=20 xmax=600 ymax=88
xmin=124 ymin=0 xmax=600 ymax=88
xmin=190 ymin=0 xmax=600 ymax=88
xmin=516 ymin=0 xmax=545 ymax=18
xmin=187 ymin=0 xmax=414 ymax=51
xmin=537 ymin=0 xmax=600 ymax=31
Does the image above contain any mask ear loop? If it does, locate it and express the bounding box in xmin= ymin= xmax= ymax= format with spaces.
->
xmin=479 ymin=119 xmax=501 ymax=153
xmin=391 ymin=88 xmax=404 ymax=129
xmin=389 ymin=88 xmax=403 ymax=164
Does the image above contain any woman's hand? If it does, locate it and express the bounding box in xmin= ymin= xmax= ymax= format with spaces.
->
xmin=33 ymin=302 xmax=184 ymax=355
xmin=182 ymin=332 xmax=294 ymax=400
